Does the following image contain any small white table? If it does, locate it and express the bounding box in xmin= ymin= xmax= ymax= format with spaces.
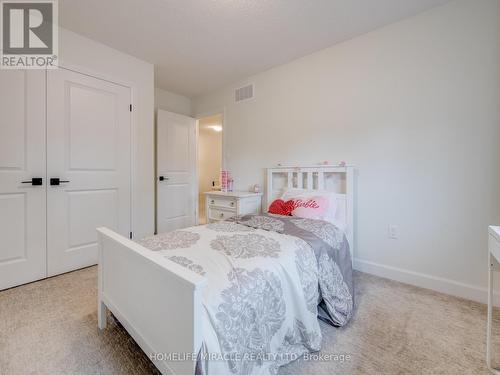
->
xmin=204 ymin=191 xmax=262 ymax=223
xmin=487 ymin=226 xmax=500 ymax=374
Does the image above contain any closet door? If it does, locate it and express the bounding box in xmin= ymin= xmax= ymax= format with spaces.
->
xmin=0 ymin=71 xmax=46 ymax=290
xmin=46 ymin=68 xmax=131 ymax=276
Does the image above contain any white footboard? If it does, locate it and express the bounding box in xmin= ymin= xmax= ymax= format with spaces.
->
xmin=97 ymin=228 xmax=207 ymax=375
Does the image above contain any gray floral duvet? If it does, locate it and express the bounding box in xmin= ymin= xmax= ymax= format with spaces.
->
xmin=137 ymin=214 xmax=353 ymax=375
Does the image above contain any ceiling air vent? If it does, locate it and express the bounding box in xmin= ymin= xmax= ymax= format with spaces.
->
xmin=235 ymin=83 xmax=254 ymax=103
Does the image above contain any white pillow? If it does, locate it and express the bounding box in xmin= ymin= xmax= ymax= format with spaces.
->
xmin=332 ymin=195 xmax=347 ymax=229
xmin=281 ymin=189 xmax=338 ymax=224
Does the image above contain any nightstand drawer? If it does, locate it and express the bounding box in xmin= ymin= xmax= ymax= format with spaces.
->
xmin=208 ymin=207 xmax=236 ymax=221
xmin=208 ymin=196 xmax=236 ymax=209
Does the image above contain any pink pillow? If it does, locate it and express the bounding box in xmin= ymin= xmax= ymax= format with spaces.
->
xmin=281 ymin=189 xmax=339 ymax=223
xmin=291 ymin=196 xmax=328 ymax=219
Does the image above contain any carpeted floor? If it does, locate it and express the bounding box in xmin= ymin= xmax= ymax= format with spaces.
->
xmin=0 ymin=266 xmax=498 ymax=374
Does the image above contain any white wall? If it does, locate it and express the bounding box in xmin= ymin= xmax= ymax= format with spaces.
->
xmin=193 ymin=0 xmax=500 ymax=302
xmin=155 ymin=88 xmax=192 ymax=117
xmin=60 ymin=28 xmax=155 ymax=239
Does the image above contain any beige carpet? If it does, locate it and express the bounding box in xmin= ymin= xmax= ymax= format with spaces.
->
xmin=0 ymin=266 xmax=498 ymax=374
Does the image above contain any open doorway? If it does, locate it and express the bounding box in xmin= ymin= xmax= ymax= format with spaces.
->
xmin=197 ymin=114 xmax=223 ymax=224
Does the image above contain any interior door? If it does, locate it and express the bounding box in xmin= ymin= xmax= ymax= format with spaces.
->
xmin=157 ymin=110 xmax=196 ymax=233
xmin=46 ymin=68 xmax=131 ymax=276
xmin=0 ymin=70 xmax=46 ymax=290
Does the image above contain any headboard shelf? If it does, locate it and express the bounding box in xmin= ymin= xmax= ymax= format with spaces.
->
xmin=270 ymin=165 xmax=354 ymax=170
xmin=266 ymin=165 xmax=355 ymax=258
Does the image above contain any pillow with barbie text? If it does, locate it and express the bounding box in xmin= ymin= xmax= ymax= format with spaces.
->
xmin=281 ymin=189 xmax=338 ymax=223
xmin=290 ymin=196 xmax=329 ymax=220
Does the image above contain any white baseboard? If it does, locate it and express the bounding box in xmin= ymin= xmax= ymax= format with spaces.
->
xmin=353 ymin=258 xmax=500 ymax=307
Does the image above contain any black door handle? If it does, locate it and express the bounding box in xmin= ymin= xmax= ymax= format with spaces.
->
xmin=159 ymin=176 xmax=169 ymax=182
xmin=21 ymin=177 xmax=43 ymax=186
xmin=50 ymin=178 xmax=70 ymax=186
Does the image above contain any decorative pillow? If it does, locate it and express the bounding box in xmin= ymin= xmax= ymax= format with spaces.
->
xmin=281 ymin=189 xmax=338 ymax=223
xmin=290 ymin=196 xmax=328 ymax=219
xmin=268 ymin=199 xmax=294 ymax=216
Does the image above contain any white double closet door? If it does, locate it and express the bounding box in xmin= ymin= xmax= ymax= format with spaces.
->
xmin=0 ymin=68 xmax=131 ymax=290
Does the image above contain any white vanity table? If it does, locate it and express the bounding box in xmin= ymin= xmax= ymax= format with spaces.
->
xmin=204 ymin=191 xmax=262 ymax=223
xmin=487 ymin=226 xmax=500 ymax=374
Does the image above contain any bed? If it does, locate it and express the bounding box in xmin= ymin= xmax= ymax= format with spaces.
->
xmin=97 ymin=165 xmax=355 ymax=375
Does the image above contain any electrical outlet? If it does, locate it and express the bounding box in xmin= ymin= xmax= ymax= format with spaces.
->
xmin=388 ymin=224 xmax=398 ymax=239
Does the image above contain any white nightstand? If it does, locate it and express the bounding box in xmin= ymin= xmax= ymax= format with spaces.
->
xmin=204 ymin=191 xmax=262 ymax=223
xmin=487 ymin=226 xmax=500 ymax=374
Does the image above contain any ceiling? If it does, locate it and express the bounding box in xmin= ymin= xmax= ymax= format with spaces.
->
xmin=59 ymin=0 xmax=450 ymax=97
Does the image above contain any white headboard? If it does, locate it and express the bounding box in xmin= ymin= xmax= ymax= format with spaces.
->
xmin=266 ymin=165 xmax=355 ymax=254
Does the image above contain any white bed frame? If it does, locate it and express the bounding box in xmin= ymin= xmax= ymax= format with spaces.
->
xmin=97 ymin=165 xmax=355 ymax=375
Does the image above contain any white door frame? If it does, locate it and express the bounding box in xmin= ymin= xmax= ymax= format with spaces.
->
xmin=57 ymin=61 xmax=136 ymax=238
xmin=194 ymin=108 xmax=226 ymax=225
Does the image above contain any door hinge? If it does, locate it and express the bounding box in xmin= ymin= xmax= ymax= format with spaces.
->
xmin=129 ymin=104 xmax=132 ymax=112
xmin=129 ymin=232 xmax=133 ymax=239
